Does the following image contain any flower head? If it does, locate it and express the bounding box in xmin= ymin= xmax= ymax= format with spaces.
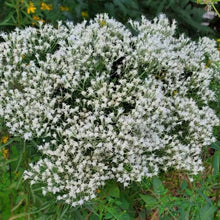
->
xmin=2 ymin=147 xmax=9 ymax=159
xmin=32 ymin=15 xmax=45 ymax=24
xmin=40 ymin=2 xmax=52 ymax=11
xmin=1 ymin=135 xmax=9 ymax=144
xmin=27 ymin=1 xmax=36 ymax=14
xmin=81 ymin=11 xmax=89 ymax=18
xmin=99 ymin=20 xmax=106 ymax=26
xmin=60 ymin=6 xmax=69 ymax=12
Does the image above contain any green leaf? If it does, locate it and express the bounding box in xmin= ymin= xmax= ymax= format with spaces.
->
xmin=106 ymin=206 xmax=122 ymax=219
xmin=120 ymin=212 xmax=134 ymax=220
xmin=153 ymin=177 xmax=166 ymax=195
xmin=210 ymin=142 xmax=220 ymax=151
xmin=89 ymin=214 xmax=99 ymax=220
xmin=140 ymin=194 xmax=157 ymax=207
xmin=4 ymin=1 xmax=16 ymax=8
xmin=197 ymin=190 xmax=213 ymax=206
xmin=213 ymin=151 xmax=220 ymax=176
xmin=181 ymin=180 xmax=187 ymax=190
xmin=0 ymin=138 xmax=16 ymax=150
xmin=180 ymin=204 xmax=191 ymax=220
xmin=4 ymin=158 xmax=18 ymax=165
xmin=100 ymin=181 xmax=120 ymax=198
xmin=199 ymin=205 xmax=217 ymax=220
xmin=156 ymin=0 xmax=166 ymax=14
xmin=105 ymin=212 xmax=113 ymax=219
xmin=118 ymin=194 xmax=129 ymax=210
xmin=108 ymin=184 xmax=120 ymax=198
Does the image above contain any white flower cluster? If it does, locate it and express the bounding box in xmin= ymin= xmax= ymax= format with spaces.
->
xmin=0 ymin=14 xmax=219 ymax=206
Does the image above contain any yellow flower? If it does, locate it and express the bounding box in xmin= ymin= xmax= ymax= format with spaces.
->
xmin=217 ymin=39 xmax=220 ymax=42
xmin=40 ymin=2 xmax=52 ymax=11
xmin=27 ymin=1 xmax=36 ymax=14
xmin=2 ymin=147 xmax=9 ymax=159
xmin=13 ymin=171 xmax=20 ymax=176
xmin=173 ymin=90 xmax=178 ymax=96
xmin=33 ymin=15 xmax=40 ymax=21
xmin=100 ymin=20 xmax=106 ymax=27
xmin=32 ymin=15 xmax=45 ymax=23
xmin=96 ymin=189 xmax=101 ymax=193
xmin=81 ymin=11 xmax=89 ymax=18
xmin=1 ymin=135 xmax=9 ymax=144
xmin=60 ymin=6 xmax=69 ymax=12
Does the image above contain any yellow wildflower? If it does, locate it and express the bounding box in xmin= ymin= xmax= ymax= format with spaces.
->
xmin=60 ymin=6 xmax=69 ymax=12
xmin=33 ymin=15 xmax=40 ymax=21
xmin=40 ymin=2 xmax=52 ymax=11
xmin=27 ymin=1 xmax=36 ymax=14
xmin=2 ymin=147 xmax=9 ymax=159
xmin=217 ymin=39 xmax=220 ymax=42
xmin=173 ymin=90 xmax=178 ymax=96
xmin=96 ymin=189 xmax=101 ymax=193
xmin=100 ymin=20 xmax=106 ymax=27
xmin=13 ymin=171 xmax=20 ymax=176
xmin=32 ymin=15 xmax=45 ymax=24
xmin=1 ymin=135 xmax=9 ymax=144
xmin=81 ymin=11 xmax=89 ymax=18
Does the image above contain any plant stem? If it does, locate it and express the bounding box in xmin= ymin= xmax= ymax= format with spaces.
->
xmin=210 ymin=2 xmax=220 ymax=17
xmin=214 ymin=175 xmax=220 ymax=218
xmin=22 ymin=141 xmax=30 ymax=220
xmin=8 ymin=145 xmax=14 ymax=216
xmin=16 ymin=0 xmax=21 ymax=27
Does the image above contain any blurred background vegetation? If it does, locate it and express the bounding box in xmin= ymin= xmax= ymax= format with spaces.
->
xmin=0 ymin=0 xmax=219 ymax=39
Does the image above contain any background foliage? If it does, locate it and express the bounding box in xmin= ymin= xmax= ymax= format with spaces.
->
xmin=0 ymin=135 xmax=220 ymax=219
xmin=0 ymin=0 xmax=219 ymax=38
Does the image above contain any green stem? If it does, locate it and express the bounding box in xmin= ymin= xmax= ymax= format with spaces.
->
xmin=16 ymin=0 xmax=21 ymax=27
xmin=8 ymin=145 xmax=14 ymax=216
xmin=214 ymin=186 xmax=219 ymax=218
xmin=210 ymin=2 xmax=220 ymax=18
xmin=22 ymin=141 xmax=30 ymax=220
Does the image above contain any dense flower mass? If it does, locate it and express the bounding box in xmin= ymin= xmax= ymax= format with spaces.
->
xmin=0 ymin=14 xmax=219 ymax=206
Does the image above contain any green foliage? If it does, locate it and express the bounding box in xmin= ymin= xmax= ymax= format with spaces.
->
xmin=141 ymin=0 xmax=216 ymax=38
xmin=140 ymin=173 xmax=219 ymax=219
xmin=0 ymin=0 xmax=219 ymax=38
xmin=1 ymin=137 xmax=219 ymax=220
xmin=195 ymin=0 xmax=220 ymax=17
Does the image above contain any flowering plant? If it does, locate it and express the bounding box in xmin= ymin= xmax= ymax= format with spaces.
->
xmin=0 ymin=14 xmax=219 ymax=206
xmin=196 ymin=0 xmax=220 ymax=17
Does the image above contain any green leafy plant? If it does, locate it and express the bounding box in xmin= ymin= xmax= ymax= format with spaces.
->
xmin=0 ymin=0 xmax=219 ymax=38
xmin=196 ymin=0 xmax=220 ymax=17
